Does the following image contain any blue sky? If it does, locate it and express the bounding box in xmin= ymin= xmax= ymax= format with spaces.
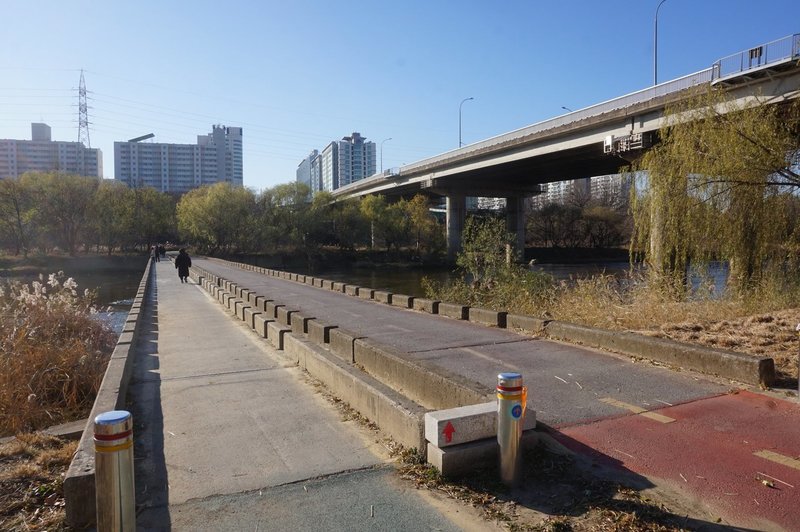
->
xmin=1 ymin=1 xmax=798 ymax=191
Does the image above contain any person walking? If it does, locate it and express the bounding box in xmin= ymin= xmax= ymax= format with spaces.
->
xmin=150 ymin=245 xmax=159 ymax=263
xmin=175 ymin=248 xmax=192 ymax=283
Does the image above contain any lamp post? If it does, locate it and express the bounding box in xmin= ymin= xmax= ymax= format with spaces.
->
xmin=380 ymin=137 xmax=392 ymax=173
xmin=459 ymin=97 xmax=474 ymax=147
xmin=561 ymin=106 xmax=573 ymax=112
xmin=654 ymin=0 xmax=668 ymax=85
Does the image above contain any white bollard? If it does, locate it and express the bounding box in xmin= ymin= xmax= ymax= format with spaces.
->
xmin=94 ymin=410 xmax=136 ymax=531
xmin=497 ymin=372 xmax=527 ymax=485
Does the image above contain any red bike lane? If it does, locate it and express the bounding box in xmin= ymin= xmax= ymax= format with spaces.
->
xmin=554 ymin=391 xmax=800 ymax=531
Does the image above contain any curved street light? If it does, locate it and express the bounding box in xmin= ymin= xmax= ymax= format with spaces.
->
xmin=380 ymin=137 xmax=392 ymax=173
xmin=459 ymin=97 xmax=474 ymax=147
xmin=654 ymin=0 xmax=668 ymax=85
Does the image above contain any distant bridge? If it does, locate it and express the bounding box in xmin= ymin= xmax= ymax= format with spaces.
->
xmin=333 ymin=33 xmax=800 ymax=256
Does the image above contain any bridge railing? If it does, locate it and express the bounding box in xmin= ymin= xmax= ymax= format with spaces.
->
xmin=397 ymin=68 xmax=714 ymax=175
xmin=712 ymin=33 xmax=800 ymax=80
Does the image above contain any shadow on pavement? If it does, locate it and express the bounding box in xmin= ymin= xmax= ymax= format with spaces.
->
xmin=126 ymin=275 xmax=171 ymax=530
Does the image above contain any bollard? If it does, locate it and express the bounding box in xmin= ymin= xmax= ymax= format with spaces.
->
xmin=94 ymin=410 xmax=136 ymax=531
xmin=497 ymin=372 xmax=527 ymax=485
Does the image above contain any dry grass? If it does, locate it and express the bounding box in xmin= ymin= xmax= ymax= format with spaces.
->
xmin=0 ymin=274 xmax=116 ymax=436
xmin=0 ymin=433 xmax=75 ymax=531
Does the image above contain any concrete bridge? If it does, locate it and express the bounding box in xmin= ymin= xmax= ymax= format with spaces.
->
xmin=64 ymin=257 xmax=800 ymax=530
xmin=334 ymin=33 xmax=800 ymax=255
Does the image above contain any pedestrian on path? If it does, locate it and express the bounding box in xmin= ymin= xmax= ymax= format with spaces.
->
xmin=150 ymin=245 xmax=159 ymax=263
xmin=175 ymin=248 xmax=192 ymax=283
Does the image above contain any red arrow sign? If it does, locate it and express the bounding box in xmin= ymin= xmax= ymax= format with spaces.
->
xmin=443 ymin=421 xmax=455 ymax=443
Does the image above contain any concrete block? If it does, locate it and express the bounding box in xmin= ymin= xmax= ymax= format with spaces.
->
xmin=236 ymin=301 xmax=251 ymax=321
xmin=329 ymin=327 xmax=364 ymax=363
xmin=439 ymin=302 xmax=468 ymax=320
xmin=305 ymin=276 xmax=315 ymax=286
xmin=544 ymin=320 xmax=775 ymax=387
xmin=247 ymin=292 xmax=259 ymax=306
xmin=243 ymin=307 xmax=261 ymax=330
xmin=322 ymin=280 xmax=334 ymax=290
xmin=507 ymin=314 xmax=547 ymax=334
xmin=291 ymin=313 xmax=315 ymax=335
xmin=373 ymin=290 xmax=392 ymax=304
xmin=267 ymin=321 xmax=291 ymax=350
xmin=426 ymin=430 xmax=538 ymax=478
xmin=332 ymin=282 xmax=346 ymax=292
xmin=297 ymin=275 xmax=306 ymax=283
xmin=315 ymin=279 xmax=325 ymax=288
xmin=253 ymin=314 xmax=274 ymax=338
xmin=469 ymin=307 xmax=507 ymax=328
xmin=425 ymin=401 xmax=537 ymax=448
xmin=308 ymin=321 xmax=337 ymax=345
xmin=276 ymin=306 xmax=296 ymax=327
xmin=357 ymin=287 xmax=375 ymax=300
xmin=391 ymin=294 xmax=414 ymax=308
xmin=283 ymin=333 xmax=316 ymax=368
xmin=345 ymin=285 xmax=359 ymax=296
xmin=265 ymin=301 xmax=285 ymax=318
xmin=413 ymin=298 xmax=439 ymax=314
xmin=354 ymin=338 xmax=491 ymax=410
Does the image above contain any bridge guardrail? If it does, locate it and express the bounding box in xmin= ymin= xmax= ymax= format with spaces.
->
xmin=712 ymin=33 xmax=800 ymax=80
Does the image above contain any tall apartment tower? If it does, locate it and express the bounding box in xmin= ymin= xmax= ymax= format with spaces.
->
xmin=0 ymin=123 xmax=103 ymax=179
xmin=306 ymin=132 xmax=376 ymax=193
xmin=114 ymin=125 xmax=243 ymax=193
xmin=296 ymin=149 xmax=321 ymax=193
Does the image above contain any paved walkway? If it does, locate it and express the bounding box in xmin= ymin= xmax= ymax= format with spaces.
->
xmin=192 ymin=257 xmax=800 ymax=531
xmin=129 ymin=260 xmax=494 ymax=531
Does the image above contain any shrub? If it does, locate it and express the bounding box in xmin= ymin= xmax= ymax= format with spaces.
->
xmin=0 ymin=273 xmax=116 ymax=436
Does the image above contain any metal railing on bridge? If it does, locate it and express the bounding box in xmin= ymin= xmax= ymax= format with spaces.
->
xmin=712 ymin=33 xmax=800 ymax=81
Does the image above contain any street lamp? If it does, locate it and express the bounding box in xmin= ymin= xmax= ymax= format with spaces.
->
xmin=459 ymin=97 xmax=474 ymax=147
xmin=654 ymin=0 xmax=668 ymax=85
xmin=380 ymin=137 xmax=392 ymax=173
xmin=561 ymin=106 xmax=573 ymax=112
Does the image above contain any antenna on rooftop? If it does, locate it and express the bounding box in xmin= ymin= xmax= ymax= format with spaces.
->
xmin=78 ymin=69 xmax=91 ymax=147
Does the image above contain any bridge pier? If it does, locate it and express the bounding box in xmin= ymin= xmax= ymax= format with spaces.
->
xmin=446 ymin=194 xmax=466 ymax=261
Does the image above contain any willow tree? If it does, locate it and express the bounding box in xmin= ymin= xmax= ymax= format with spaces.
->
xmin=631 ymin=88 xmax=800 ymax=296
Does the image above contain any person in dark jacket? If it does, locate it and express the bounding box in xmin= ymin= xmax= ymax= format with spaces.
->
xmin=175 ymin=248 xmax=192 ymax=283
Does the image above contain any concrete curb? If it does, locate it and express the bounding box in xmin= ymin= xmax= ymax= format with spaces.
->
xmin=249 ymin=259 xmax=773 ymax=386
xmin=64 ymin=259 xmax=154 ymax=529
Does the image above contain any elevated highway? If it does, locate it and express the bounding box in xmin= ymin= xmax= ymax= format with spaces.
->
xmin=334 ymin=33 xmax=800 ymax=255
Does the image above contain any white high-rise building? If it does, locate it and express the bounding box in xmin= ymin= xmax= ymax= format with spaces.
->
xmin=0 ymin=123 xmax=102 ymax=179
xmin=296 ymin=149 xmax=321 ymax=193
xmin=304 ymin=132 xmax=376 ymax=193
xmin=114 ymin=125 xmax=243 ymax=193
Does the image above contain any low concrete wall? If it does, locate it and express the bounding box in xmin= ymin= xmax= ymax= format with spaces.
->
xmin=65 ymin=260 xmax=154 ymax=529
xmin=391 ymin=294 xmax=414 ymax=309
xmin=468 ymin=307 xmax=507 ymax=328
xmin=413 ymin=298 xmax=439 ymax=314
xmin=438 ymin=302 xmax=468 ymax=320
xmin=544 ymin=320 xmax=775 ymax=387
xmin=354 ymin=339 xmax=492 ymax=410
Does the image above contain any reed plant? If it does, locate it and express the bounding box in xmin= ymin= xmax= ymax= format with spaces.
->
xmin=0 ymin=273 xmax=116 ymax=436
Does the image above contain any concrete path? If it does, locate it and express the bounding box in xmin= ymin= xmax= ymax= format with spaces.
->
xmin=129 ymin=260 xmax=494 ymax=531
xmin=191 ymin=257 xmax=800 ymax=530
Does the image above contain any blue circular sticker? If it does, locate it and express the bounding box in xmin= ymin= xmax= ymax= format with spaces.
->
xmin=511 ymin=404 xmax=523 ymax=419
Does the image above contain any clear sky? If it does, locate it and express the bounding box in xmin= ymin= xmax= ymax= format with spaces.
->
xmin=1 ymin=1 xmax=798 ymax=192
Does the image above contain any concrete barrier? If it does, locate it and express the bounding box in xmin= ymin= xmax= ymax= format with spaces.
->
xmin=544 ymin=320 xmax=775 ymax=387
xmin=267 ymin=322 xmax=292 ymax=350
xmin=276 ymin=306 xmax=296 ymax=327
xmin=438 ymin=302 xmax=468 ymax=320
xmin=469 ymin=307 xmax=507 ymax=328
xmin=391 ymin=294 xmax=414 ymax=309
xmin=253 ymin=314 xmax=274 ymax=338
xmin=265 ymin=301 xmax=285 ymax=318
xmin=506 ymin=314 xmax=547 ymax=334
xmin=308 ymin=320 xmax=337 ymax=345
xmin=65 ymin=260 xmax=154 ymax=529
xmin=353 ymin=338 xmax=491 ymax=410
xmin=329 ymin=328 xmax=364 ymax=363
xmin=374 ymin=290 xmax=392 ymax=304
xmin=344 ymin=285 xmax=359 ymax=297
xmin=357 ymin=287 xmax=375 ymax=300
xmin=413 ymin=298 xmax=440 ymax=314
xmin=291 ymin=312 xmax=315 ymax=335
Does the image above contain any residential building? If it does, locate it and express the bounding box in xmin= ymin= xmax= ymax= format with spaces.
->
xmin=0 ymin=123 xmax=102 ymax=179
xmin=114 ymin=125 xmax=243 ymax=193
xmin=302 ymin=132 xmax=376 ymax=193
xmin=296 ymin=149 xmax=321 ymax=193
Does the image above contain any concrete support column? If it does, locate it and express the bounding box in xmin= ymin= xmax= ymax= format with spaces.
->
xmin=446 ymin=194 xmax=466 ymax=261
xmin=506 ymin=196 xmax=526 ymax=261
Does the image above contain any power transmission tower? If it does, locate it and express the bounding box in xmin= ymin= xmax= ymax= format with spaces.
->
xmin=78 ymin=69 xmax=91 ymax=147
